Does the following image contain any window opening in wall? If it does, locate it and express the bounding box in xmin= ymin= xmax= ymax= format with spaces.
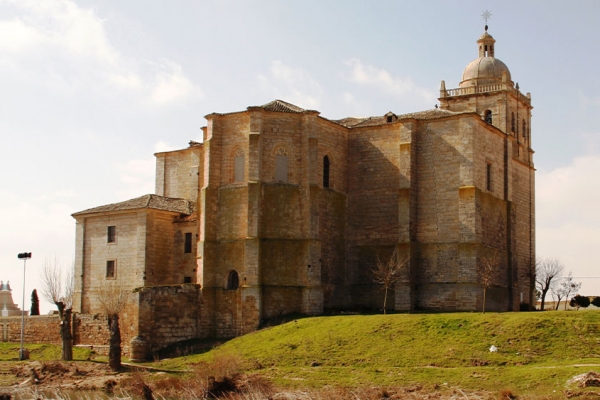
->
xmin=234 ymin=148 xmax=244 ymax=182
xmin=183 ymin=276 xmax=192 ymax=284
xmin=323 ymin=155 xmax=330 ymax=188
xmin=184 ymin=232 xmax=192 ymax=253
xmin=511 ymin=113 xmax=515 ymax=132
xmin=522 ymin=120 xmax=527 ymax=141
xmin=486 ymin=162 xmax=492 ymax=191
xmin=107 ymin=226 xmax=116 ymax=243
xmin=275 ymin=147 xmax=288 ymax=182
xmin=226 ymin=270 xmax=239 ymax=290
xmin=106 ymin=260 xmax=116 ymax=278
xmin=484 ymin=110 xmax=492 ymax=124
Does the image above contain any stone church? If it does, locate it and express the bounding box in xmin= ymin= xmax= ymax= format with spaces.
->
xmin=71 ymin=27 xmax=535 ymax=354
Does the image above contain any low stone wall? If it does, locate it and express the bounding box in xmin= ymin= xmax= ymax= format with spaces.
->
xmin=1 ymin=315 xmax=61 ymax=343
xmin=1 ymin=313 xmax=112 ymax=354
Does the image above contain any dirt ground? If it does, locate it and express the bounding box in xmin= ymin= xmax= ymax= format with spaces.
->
xmin=2 ymin=361 xmax=600 ymax=400
xmin=2 ymin=361 xmax=128 ymax=397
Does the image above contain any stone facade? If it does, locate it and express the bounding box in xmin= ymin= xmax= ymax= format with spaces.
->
xmin=70 ymin=28 xmax=535 ymax=358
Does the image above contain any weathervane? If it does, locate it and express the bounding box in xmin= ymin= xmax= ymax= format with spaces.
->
xmin=482 ymin=10 xmax=492 ymax=31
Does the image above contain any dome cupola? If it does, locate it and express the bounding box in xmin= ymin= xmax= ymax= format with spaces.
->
xmin=459 ymin=27 xmax=513 ymax=88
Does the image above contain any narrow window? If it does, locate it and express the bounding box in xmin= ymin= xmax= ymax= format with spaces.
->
xmin=183 ymin=276 xmax=192 ymax=284
xmin=234 ymin=148 xmax=244 ymax=182
xmin=184 ymin=232 xmax=192 ymax=253
xmin=226 ymin=270 xmax=239 ymax=290
xmin=511 ymin=113 xmax=515 ymax=132
xmin=323 ymin=155 xmax=330 ymax=188
xmin=486 ymin=163 xmax=492 ymax=191
xmin=522 ymin=120 xmax=527 ymax=141
xmin=107 ymin=226 xmax=116 ymax=243
xmin=106 ymin=260 xmax=116 ymax=279
xmin=484 ymin=110 xmax=492 ymax=124
xmin=275 ymin=147 xmax=288 ymax=182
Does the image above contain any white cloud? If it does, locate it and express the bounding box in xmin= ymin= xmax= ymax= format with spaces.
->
xmin=537 ymin=155 xmax=600 ymax=294
xmin=115 ymin=157 xmax=155 ymax=199
xmin=150 ymin=59 xmax=197 ymax=104
xmin=0 ymin=0 xmax=199 ymax=104
xmin=154 ymin=141 xmax=177 ymax=153
xmin=344 ymin=58 xmax=436 ymax=104
xmin=258 ymin=61 xmax=324 ymax=109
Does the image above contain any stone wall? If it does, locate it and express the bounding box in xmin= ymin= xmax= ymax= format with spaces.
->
xmin=136 ymin=284 xmax=201 ymax=355
xmin=1 ymin=315 xmax=61 ymax=343
xmin=1 ymin=313 xmax=113 ymax=354
xmin=155 ymin=145 xmax=202 ymax=202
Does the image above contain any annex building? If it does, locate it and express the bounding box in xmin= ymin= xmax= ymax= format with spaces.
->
xmin=71 ymin=27 xmax=535 ymax=358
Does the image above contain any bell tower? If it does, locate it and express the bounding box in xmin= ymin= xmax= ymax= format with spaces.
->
xmin=439 ymin=23 xmax=536 ymax=311
xmin=439 ymin=26 xmax=532 ymax=155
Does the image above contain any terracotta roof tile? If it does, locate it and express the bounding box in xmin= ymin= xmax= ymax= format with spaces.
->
xmin=333 ymin=109 xmax=473 ymax=128
xmin=72 ymin=194 xmax=195 ymax=217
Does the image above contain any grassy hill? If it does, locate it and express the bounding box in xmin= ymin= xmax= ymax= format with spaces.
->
xmin=154 ymin=311 xmax=599 ymax=398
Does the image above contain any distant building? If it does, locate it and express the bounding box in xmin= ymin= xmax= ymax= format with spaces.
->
xmin=72 ymin=27 xmax=535 ymax=356
xmin=0 ymin=281 xmax=27 ymax=317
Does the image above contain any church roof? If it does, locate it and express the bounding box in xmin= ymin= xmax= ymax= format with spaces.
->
xmin=255 ymin=99 xmax=309 ymax=113
xmin=72 ymin=194 xmax=195 ymax=217
xmin=333 ymin=109 xmax=472 ymax=128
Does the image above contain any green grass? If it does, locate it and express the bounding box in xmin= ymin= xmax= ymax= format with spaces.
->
xmin=3 ymin=311 xmax=599 ymax=398
xmin=152 ymin=311 xmax=600 ymax=397
xmin=0 ymin=342 xmax=93 ymax=361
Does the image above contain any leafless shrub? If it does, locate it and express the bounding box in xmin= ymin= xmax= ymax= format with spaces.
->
xmin=40 ymin=258 xmax=74 ymax=361
xmin=477 ymin=250 xmax=500 ymax=313
xmin=536 ymin=257 xmax=564 ymax=311
xmin=371 ymin=249 xmax=409 ymax=314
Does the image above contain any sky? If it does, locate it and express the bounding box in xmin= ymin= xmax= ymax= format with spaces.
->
xmin=1 ymin=0 xmax=599 ymax=314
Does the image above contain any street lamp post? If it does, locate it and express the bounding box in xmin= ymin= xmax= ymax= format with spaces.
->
xmin=17 ymin=252 xmax=31 ymax=360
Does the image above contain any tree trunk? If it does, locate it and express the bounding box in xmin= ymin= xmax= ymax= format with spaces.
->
xmin=108 ymin=314 xmax=122 ymax=372
xmin=540 ymin=288 xmax=549 ymax=311
xmin=482 ymin=288 xmax=486 ymax=314
xmin=383 ymin=288 xmax=388 ymax=315
xmin=57 ymin=303 xmax=73 ymax=361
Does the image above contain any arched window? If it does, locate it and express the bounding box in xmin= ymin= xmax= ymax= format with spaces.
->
xmin=323 ymin=155 xmax=330 ymax=188
xmin=511 ymin=113 xmax=515 ymax=132
xmin=275 ymin=147 xmax=288 ymax=182
xmin=484 ymin=110 xmax=492 ymax=124
xmin=226 ymin=270 xmax=239 ymax=290
xmin=234 ymin=148 xmax=244 ymax=183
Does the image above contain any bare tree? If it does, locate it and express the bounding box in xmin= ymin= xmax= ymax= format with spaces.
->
xmin=371 ymin=249 xmax=409 ymax=314
xmin=552 ymin=272 xmax=581 ymax=310
xmin=40 ymin=258 xmax=74 ymax=361
xmin=535 ymin=257 xmax=564 ymax=311
xmin=97 ymin=282 xmax=132 ymax=371
xmin=477 ymin=250 xmax=500 ymax=314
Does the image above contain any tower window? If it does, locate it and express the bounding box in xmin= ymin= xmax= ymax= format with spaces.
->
xmin=106 ymin=260 xmax=116 ymax=279
xmin=323 ymin=155 xmax=330 ymax=188
xmin=486 ymin=162 xmax=493 ymax=191
xmin=107 ymin=226 xmax=116 ymax=243
xmin=226 ymin=270 xmax=239 ymax=290
xmin=184 ymin=232 xmax=192 ymax=253
xmin=522 ymin=120 xmax=527 ymax=141
xmin=511 ymin=113 xmax=515 ymax=132
xmin=484 ymin=110 xmax=492 ymax=124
